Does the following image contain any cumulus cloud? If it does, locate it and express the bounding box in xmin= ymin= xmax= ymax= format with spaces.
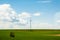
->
xmin=16 ymin=12 xmax=31 ymax=25
xmin=33 ymin=12 xmax=40 ymax=16
xmin=0 ymin=4 xmax=17 ymax=22
xmin=0 ymin=4 xmax=10 ymax=10
xmin=0 ymin=4 xmax=18 ymax=29
xmin=18 ymin=12 xmax=31 ymax=18
xmin=37 ymin=0 xmax=52 ymax=3
xmin=0 ymin=4 xmax=31 ymax=29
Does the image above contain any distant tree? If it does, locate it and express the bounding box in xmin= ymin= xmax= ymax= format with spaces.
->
xmin=10 ymin=32 xmax=15 ymax=39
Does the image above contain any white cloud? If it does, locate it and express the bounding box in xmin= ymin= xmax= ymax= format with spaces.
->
xmin=37 ymin=0 xmax=52 ymax=3
xmin=54 ymin=12 xmax=60 ymax=25
xmin=17 ymin=12 xmax=31 ymax=24
xmin=56 ymin=20 xmax=60 ymax=22
xmin=32 ymin=22 xmax=53 ymax=29
xmin=39 ymin=23 xmax=52 ymax=27
xmin=0 ymin=4 xmax=17 ymax=29
xmin=18 ymin=12 xmax=31 ymax=18
xmin=0 ymin=4 xmax=17 ymax=21
xmin=0 ymin=4 xmax=31 ymax=29
xmin=0 ymin=4 xmax=10 ymax=10
xmin=53 ymin=12 xmax=60 ymax=29
xmin=19 ymin=18 xmax=27 ymax=24
xmin=33 ymin=12 xmax=40 ymax=16
xmin=55 ymin=12 xmax=60 ymax=17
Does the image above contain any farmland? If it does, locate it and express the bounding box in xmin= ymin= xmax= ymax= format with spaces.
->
xmin=0 ymin=29 xmax=60 ymax=40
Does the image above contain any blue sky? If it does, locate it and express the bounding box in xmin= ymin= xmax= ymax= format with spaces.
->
xmin=0 ymin=0 xmax=60 ymax=29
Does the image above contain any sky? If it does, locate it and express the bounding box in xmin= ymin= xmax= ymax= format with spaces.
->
xmin=0 ymin=0 xmax=60 ymax=29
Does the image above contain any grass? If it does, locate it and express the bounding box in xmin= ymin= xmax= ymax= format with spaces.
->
xmin=0 ymin=29 xmax=60 ymax=40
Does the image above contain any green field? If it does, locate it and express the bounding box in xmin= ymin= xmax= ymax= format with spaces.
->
xmin=0 ymin=29 xmax=60 ymax=40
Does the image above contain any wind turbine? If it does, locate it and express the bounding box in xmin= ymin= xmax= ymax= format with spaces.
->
xmin=30 ymin=17 xmax=32 ymax=30
xmin=29 ymin=13 xmax=40 ymax=30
